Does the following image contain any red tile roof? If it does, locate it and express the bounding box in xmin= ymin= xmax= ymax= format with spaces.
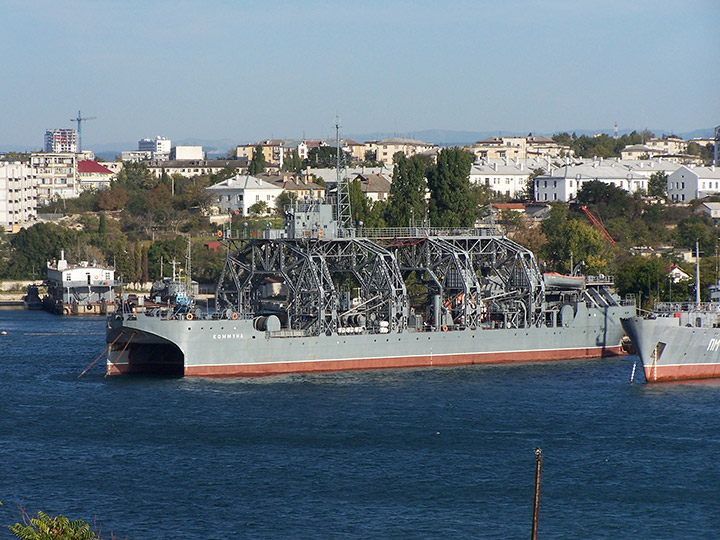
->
xmin=78 ymin=160 xmax=113 ymax=174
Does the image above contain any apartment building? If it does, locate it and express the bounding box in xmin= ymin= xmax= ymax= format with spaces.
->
xmin=30 ymin=153 xmax=79 ymax=205
xmin=205 ymin=174 xmax=284 ymax=216
xmin=138 ymin=136 xmax=171 ymax=160
xmin=667 ymin=165 xmax=720 ymax=202
xmin=0 ymin=161 xmax=37 ymax=232
xmin=77 ymin=160 xmax=116 ymax=190
xmin=364 ymin=138 xmax=437 ymax=166
xmin=44 ymin=129 xmax=78 ymax=153
xmin=534 ymin=160 xmax=660 ymax=202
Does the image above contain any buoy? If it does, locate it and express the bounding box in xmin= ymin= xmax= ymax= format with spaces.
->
xmin=186 ymin=313 xmax=194 ymax=321
xmin=231 ymin=312 xmax=239 ymax=320
xmin=1 ymin=331 xmax=7 ymax=335
xmin=441 ymin=325 xmax=448 ymax=332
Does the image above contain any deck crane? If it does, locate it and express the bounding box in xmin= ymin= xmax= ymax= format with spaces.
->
xmin=70 ymin=110 xmax=96 ymax=152
xmin=580 ymin=205 xmax=616 ymax=246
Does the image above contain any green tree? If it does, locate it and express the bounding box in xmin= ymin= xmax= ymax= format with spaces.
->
xmin=248 ymin=200 xmax=269 ymax=216
xmin=647 ymin=171 xmax=668 ymax=198
xmin=283 ymin=149 xmax=303 ymax=172
xmin=348 ymin=178 xmax=371 ymax=226
xmin=7 ymin=223 xmax=75 ymax=279
xmin=540 ymin=204 xmax=610 ymax=273
xmin=384 ymin=153 xmax=427 ymax=227
xmin=615 ymin=256 xmax=665 ymax=307
xmin=10 ymin=511 xmax=99 ymax=539
xmin=248 ymin=146 xmax=266 ymax=175
xmin=274 ymin=190 xmax=297 ymax=215
xmin=426 ymin=147 xmax=476 ymax=227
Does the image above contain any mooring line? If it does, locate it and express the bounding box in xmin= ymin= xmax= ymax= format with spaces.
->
xmin=104 ymin=332 xmax=136 ymax=378
xmin=78 ymin=333 xmax=124 ymax=379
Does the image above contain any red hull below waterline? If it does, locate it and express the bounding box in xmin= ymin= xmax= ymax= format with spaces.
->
xmin=107 ymin=345 xmax=625 ymax=378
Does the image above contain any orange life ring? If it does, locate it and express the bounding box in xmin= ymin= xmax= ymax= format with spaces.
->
xmin=231 ymin=312 xmax=239 ymax=320
xmin=217 ymin=229 xmax=223 ymax=238
xmin=186 ymin=313 xmax=194 ymax=320
xmin=441 ymin=325 xmax=448 ymax=332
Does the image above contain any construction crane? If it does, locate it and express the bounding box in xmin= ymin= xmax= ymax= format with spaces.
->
xmin=580 ymin=205 xmax=616 ymax=246
xmin=70 ymin=110 xmax=96 ymax=152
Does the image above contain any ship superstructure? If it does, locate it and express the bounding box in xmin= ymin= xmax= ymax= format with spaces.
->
xmin=45 ymin=250 xmax=116 ymax=315
xmin=106 ymin=196 xmax=634 ymax=377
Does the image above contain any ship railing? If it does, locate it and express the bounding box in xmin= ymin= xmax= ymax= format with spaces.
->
xmin=585 ymin=275 xmax=614 ymax=286
xmin=356 ymin=225 xmax=496 ymax=239
xmin=269 ymin=329 xmax=312 ymax=338
xmin=654 ymin=301 xmax=720 ymax=313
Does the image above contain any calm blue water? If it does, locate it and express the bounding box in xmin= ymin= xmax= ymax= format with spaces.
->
xmin=1 ymin=310 xmax=719 ymax=540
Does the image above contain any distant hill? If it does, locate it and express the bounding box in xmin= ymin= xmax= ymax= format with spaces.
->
xmin=2 ymin=128 xmax=714 ymax=158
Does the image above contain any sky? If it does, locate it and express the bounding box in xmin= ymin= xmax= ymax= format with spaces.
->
xmin=2 ymin=0 xmax=719 ymax=150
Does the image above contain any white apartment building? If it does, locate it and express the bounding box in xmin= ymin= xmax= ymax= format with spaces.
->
xmin=667 ymin=165 xmax=720 ymax=202
xmin=139 ymin=136 xmax=171 ymax=153
xmin=138 ymin=136 xmax=171 ymax=160
xmin=535 ymin=161 xmax=650 ymax=202
xmin=0 ymin=162 xmax=37 ymax=232
xmin=469 ymin=159 xmax=533 ymax=198
xmin=30 ymin=153 xmax=79 ymax=205
xmin=205 ymin=174 xmax=284 ymax=216
xmin=171 ymin=145 xmax=203 ymax=160
xmin=44 ymin=129 xmax=78 ymax=153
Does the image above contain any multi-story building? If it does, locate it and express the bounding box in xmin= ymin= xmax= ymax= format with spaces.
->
xmin=30 ymin=153 xmax=79 ymax=205
xmin=646 ymin=136 xmax=688 ymax=155
xmin=364 ymin=138 xmax=437 ymax=167
xmin=138 ymin=136 xmax=171 ymax=160
xmin=44 ymin=129 xmax=78 ymax=153
xmin=205 ymin=174 xmax=284 ymax=216
xmin=533 ymin=159 xmax=680 ymax=202
xmin=469 ymin=158 xmax=549 ymax=199
xmin=77 ymin=160 xmax=116 ymax=191
xmin=715 ymin=125 xmax=720 ymax=166
xmin=146 ymin=159 xmax=241 ymax=178
xmin=667 ymin=165 xmax=720 ymax=202
xmin=0 ymin=161 xmax=37 ymax=232
xmin=170 ymin=145 xmax=203 ymax=161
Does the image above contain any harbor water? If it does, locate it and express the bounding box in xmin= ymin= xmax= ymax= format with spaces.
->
xmin=1 ymin=310 xmax=719 ymax=539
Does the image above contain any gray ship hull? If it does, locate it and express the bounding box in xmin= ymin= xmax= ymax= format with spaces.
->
xmin=622 ymin=315 xmax=720 ymax=382
xmin=107 ymin=302 xmax=633 ymax=377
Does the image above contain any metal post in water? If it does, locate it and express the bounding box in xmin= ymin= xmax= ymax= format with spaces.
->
xmin=531 ymin=447 xmax=542 ymax=540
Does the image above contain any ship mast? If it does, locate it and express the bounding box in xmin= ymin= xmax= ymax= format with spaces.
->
xmin=695 ymin=240 xmax=701 ymax=304
xmin=334 ymin=117 xmax=352 ymax=233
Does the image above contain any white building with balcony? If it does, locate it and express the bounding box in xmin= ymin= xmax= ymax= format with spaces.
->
xmin=30 ymin=153 xmax=79 ymax=205
xmin=0 ymin=161 xmax=37 ymax=232
xmin=44 ymin=129 xmax=77 ymax=153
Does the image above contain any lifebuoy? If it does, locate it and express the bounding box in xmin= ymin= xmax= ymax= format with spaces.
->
xmin=186 ymin=313 xmax=194 ymax=320
xmin=441 ymin=325 xmax=448 ymax=332
xmin=217 ymin=229 xmax=223 ymax=238
xmin=231 ymin=312 xmax=239 ymax=320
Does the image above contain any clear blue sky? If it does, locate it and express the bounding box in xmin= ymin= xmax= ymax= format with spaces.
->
xmin=2 ymin=0 xmax=718 ymax=150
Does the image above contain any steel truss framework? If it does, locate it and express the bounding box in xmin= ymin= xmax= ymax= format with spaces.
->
xmin=216 ymin=232 xmax=547 ymax=334
xmin=386 ymin=236 xmax=545 ymax=329
xmin=216 ymin=237 xmax=408 ymax=335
